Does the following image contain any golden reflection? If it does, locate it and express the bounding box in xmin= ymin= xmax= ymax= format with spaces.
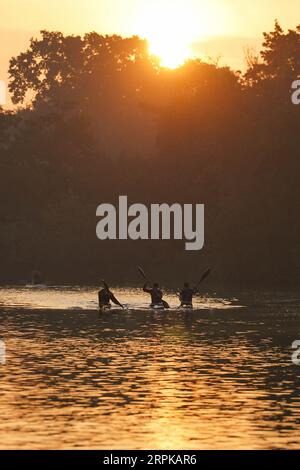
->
xmin=0 ymin=288 xmax=298 ymax=449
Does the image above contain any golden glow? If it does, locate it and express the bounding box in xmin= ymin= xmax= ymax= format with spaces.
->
xmin=134 ymin=1 xmax=231 ymax=69
xmin=1 ymin=1 xmax=300 ymax=77
xmin=137 ymin=3 xmax=200 ymax=69
xmin=149 ymin=37 xmax=191 ymax=69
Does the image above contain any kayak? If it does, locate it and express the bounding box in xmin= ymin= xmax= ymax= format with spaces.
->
xmin=150 ymin=303 xmax=166 ymax=310
xmin=97 ymin=306 xmax=199 ymax=314
xmin=25 ymin=284 xmax=47 ymax=289
xmin=99 ymin=304 xmax=112 ymax=312
xmin=98 ymin=304 xmax=166 ymax=313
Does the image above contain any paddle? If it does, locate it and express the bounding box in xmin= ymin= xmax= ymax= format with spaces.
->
xmin=137 ymin=266 xmax=170 ymax=309
xmin=199 ymin=268 xmax=211 ymax=285
xmin=102 ymin=279 xmax=110 ymax=291
xmin=137 ymin=266 xmax=148 ymax=282
xmin=194 ymin=269 xmax=211 ymax=295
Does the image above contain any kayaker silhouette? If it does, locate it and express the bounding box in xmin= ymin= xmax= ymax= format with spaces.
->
xmin=98 ymin=281 xmax=124 ymax=310
xmin=143 ymin=282 xmax=170 ymax=309
xmin=179 ymin=282 xmax=196 ymax=308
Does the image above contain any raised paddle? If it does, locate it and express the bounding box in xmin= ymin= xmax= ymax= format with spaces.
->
xmin=137 ymin=266 xmax=148 ymax=282
xmin=199 ymin=268 xmax=211 ymax=285
xmin=193 ymin=269 xmax=211 ymax=295
xmin=102 ymin=279 xmax=110 ymax=291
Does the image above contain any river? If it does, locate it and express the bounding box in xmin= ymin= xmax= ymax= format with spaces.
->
xmin=0 ymin=287 xmax=299 ymax=449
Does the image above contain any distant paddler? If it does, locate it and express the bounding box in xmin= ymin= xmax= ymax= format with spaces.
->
xmin=32 ymin=270 xmax=43 ymax=286
xmin=98 ymin=281 xmax=124 ymax=310
xmin=25 ymin=270 xmax=46 ymax=288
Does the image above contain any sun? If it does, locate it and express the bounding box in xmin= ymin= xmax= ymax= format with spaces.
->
xmin=148 ymin=34 xmax=191 ymax=69
xmin=137 ymin=3 xmax=199 ymax=69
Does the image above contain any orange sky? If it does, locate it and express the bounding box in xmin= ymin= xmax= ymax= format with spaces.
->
xmin=1 ymin=0 xmax=300 ymax=104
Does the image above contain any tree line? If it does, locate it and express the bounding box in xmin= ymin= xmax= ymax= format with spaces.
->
xmin=0 ymin=21 xmax=299 ymax=287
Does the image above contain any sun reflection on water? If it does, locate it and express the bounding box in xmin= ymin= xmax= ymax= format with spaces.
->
xmin=0 ymin=288 xmax=299 ymax=449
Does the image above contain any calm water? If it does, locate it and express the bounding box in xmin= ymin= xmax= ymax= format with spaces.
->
xmin=0 ymin=287 xmax=299 ymax=450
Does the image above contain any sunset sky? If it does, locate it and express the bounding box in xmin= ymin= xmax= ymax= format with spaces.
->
xmin=1 ymin=0 xmax=300 ymax=102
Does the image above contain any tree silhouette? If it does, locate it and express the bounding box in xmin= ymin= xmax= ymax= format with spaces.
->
xmin=0 ymin=23 xmax=299 ymax=286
